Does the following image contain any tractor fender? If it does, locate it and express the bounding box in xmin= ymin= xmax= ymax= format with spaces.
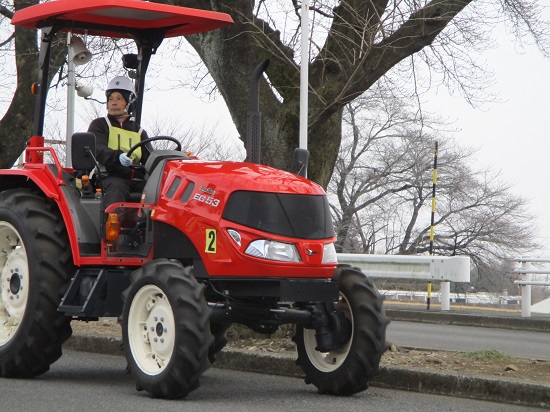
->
xmin=153 ymin=220 xmax=200 ymax=259
xmin=0 ymin=167 xmax=99 ymax=263
xmin=152 ymin=220 xmax=209 ymax=278
xmin=0 ymin=168 xmax=62 ymax=199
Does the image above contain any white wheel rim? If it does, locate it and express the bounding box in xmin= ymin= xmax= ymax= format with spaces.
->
xmin=0 ymin=222 xmax=29 ymax=347
xmin=127 ymin=284 xmax=176 ymax=375
xmin=303 ymin=291 xmax=353 ymax=372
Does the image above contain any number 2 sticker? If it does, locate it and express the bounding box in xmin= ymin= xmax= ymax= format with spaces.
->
xmin=205 ymin=229 xmax=216 ymax=253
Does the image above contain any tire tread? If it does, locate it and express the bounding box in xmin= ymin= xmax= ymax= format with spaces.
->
xmin=0 ymin=189 xmax=73 ymax=378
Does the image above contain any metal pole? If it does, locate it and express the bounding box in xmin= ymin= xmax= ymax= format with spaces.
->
xmin=440 ymin=281 xmax=450 ymax=311
xmin=66 ymin=32 xmax=75 ymax=167
xmin=299 ymin=0 xmax=309 ymax=163
xmin=427 ymin=141 xmax=438 ymax=310
xmin=246 ymin=60 xmax=270 ymax=163
xmin=521 ymin=261 xmax=532 ymax=318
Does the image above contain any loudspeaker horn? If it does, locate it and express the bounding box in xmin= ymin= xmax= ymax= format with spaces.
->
xmin=70 ymin=36 xmax=92 ymax=65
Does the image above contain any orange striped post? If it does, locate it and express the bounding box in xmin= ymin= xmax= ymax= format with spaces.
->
xmin=427 ymin=141 xmax=438 ymax=310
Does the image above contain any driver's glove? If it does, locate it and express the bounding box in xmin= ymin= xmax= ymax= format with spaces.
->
xmin=119 ymin=153 xmax=132 ymax=167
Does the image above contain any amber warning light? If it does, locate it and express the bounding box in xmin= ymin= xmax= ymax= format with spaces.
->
xmin=105 ymin=213 xmax=120 ymax=241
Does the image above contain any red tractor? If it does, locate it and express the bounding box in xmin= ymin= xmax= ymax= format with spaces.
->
xmin=0 ymin=0 xmax=388 ymax=399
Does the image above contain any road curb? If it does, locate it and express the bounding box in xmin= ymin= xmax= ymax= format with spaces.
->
xmin=64 ymin=333 xmax=549 ymax=408
xmin=385 ymin=309 xmax=550 ymax=333
xmin=374 ymin=366 xmax=550 ymax=409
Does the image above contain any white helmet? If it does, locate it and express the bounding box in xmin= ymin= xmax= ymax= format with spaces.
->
xmin=106 ymin=76 xmax=136 ymax=113
xmin=106 ymin=76 xmax=135 ymax=94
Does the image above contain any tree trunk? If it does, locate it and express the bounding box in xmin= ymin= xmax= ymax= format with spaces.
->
xmin=335 ymin=207 xmax=356 ymax=253
xmin=0 ymin=23 xmax=38 ymax=168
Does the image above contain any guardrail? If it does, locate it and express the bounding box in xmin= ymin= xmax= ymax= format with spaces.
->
xmin=337 ymin=254 xmax=470 ymax=311
xmin=514 ymin=258 xmax=550 ymax=318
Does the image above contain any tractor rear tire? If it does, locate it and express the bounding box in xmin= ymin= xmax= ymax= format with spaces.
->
xmin=294 ymin=265 xmax=389 ymax=395
xmin=0 ymin=189 xmax=73 ymax=377
xmin=121 ymin=259 xmax=213 ymax=399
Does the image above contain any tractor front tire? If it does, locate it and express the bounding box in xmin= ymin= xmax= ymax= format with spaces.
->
xmin=294 ymin=265 xmax=389 ymax=395
xmin=0 ymin=189 xmax=73 ymax=377
xmin=121 ymin=259 xmax=213 ymax=399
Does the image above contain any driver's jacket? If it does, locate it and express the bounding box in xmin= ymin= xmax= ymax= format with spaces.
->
xmin=88 ymin=114 xmax=150 ymax=179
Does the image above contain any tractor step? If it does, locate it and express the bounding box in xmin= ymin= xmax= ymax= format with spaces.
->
xmin=58 ymin=268 xmax=130 ymax=318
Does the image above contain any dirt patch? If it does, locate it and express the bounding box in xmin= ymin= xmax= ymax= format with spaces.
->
xmin=382 ymin=345 xmax=550 ymax=385
xmin=72 ymin=319 xmax=122 ymax=337
xmin=71 ymin=319 xmax=550 ymax=386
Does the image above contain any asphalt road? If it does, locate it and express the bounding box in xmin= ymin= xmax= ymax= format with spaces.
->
xmin=0 ymin=350 xmax=540 ymax=412
xmin=387 ymin=320 xmax=550 ymax=359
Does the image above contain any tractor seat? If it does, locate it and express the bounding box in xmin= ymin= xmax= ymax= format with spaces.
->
xmin=71 ymin=132 xmax=97 ymax=173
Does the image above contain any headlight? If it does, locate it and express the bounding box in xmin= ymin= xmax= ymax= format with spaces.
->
xmin=322 ymin=243 xmax=338 ymax=263
xmin=245 ymin=240 xmax=301 ymax=262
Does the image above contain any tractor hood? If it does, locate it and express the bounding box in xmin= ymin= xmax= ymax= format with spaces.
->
xmin=165 ymin=160 xmax=326 ymax=196
xmin=152 ymin=160 xmax=335 ymax=255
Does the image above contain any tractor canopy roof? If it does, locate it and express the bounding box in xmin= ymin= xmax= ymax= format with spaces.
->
xmin=11 ymin=0 xmax=233 ymax=38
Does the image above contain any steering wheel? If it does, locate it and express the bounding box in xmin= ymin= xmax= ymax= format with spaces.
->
xmin=127 ymin=136 xmax=182 ymax=160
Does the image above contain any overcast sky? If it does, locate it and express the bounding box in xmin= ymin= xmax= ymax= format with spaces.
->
xmin=423 ymin=25 xmax=550 ymax=258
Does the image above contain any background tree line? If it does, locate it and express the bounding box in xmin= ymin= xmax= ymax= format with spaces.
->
xmin=329 ymin=83 xmax=536 ymax=293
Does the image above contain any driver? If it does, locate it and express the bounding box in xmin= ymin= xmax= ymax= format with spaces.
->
xmin=88 ymin=76 xmax=151 ymax=207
